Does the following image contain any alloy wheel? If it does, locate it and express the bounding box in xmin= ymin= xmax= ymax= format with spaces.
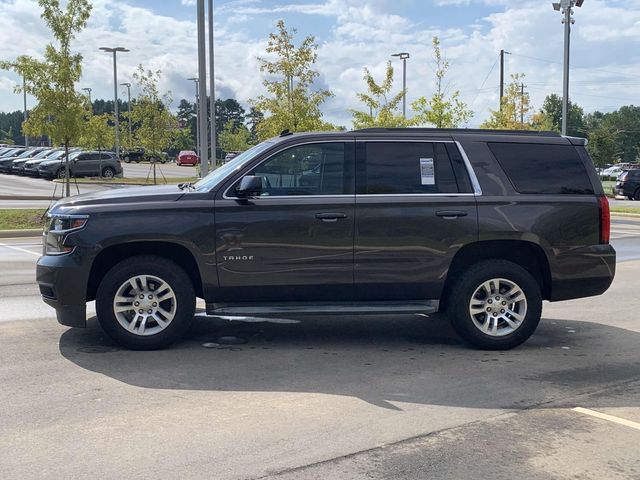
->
xmin=468 ymin=278 xmax=528 ymax=337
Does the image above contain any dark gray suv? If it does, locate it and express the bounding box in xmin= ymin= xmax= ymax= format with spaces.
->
xmin=36 ymin=129 xmax=615 ymax=350
xmin=38 ymin=150 xmax=122 ymax=179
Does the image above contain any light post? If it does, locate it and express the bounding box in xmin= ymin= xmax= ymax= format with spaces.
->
xmin=552 ymin=0 xmax=584 ymax=136
xmin=187 ymin=77 xmax=200 ymax=161
xmin=196 ymin=0 xmax=209 ymax=176
xmin=120 ymin=82 xmax=132 ymax=149
xmin=391 ymin=52 xmax=410 ymax=118
xmin=100 ymin=47 xmax=129 ymax=157
xmin=22 ymin=76 xmax=28 ymax=147
xmin=208 ymin=0 xmax=216 ymax=165
xmin=82 ymin=87 xmax=92 ymax=112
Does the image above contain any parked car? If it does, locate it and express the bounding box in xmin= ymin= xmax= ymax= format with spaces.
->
xmin=37 ymin=128 xmax=615 ymax=351
xmin=0 ymin=147 xmax=48 ymax=173
xmin=177 ymin=150 xmax=199 ymax=166
xmin=23 ymin=149 xmax=77 ymax=176
xmin=146 ymin=151 xmax=169 ymax=163
xmin=0 ymin=147 xmax=26 ymax=159
xmin=12 ymin=148 xmax=57 ymax=175
xmin=38 ymin=150 xmax=122 ymax=179
xmin=601 ymin=165 xmax=623 ymax=179
xmin=615 ymin=169 xmax=640 ymax=200
xmin=122 ymin=148 xmax=145 ymax=163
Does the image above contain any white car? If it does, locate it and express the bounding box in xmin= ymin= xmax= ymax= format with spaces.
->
xmin=601 ymin=166 xmax=623 ymax=178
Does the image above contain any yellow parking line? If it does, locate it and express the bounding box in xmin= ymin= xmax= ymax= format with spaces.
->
xmin=572 ymin=407 xmax=640 ymax=431
xmin=0 ymin=242 xmax=41 ymax=257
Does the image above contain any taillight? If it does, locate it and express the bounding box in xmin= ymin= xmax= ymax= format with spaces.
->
xmin=598 ymin=195 xmax=610 ymax=244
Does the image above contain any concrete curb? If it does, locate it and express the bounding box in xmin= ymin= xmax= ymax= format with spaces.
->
xmin=0 ymin=195 xmax=60 ymax=201
xmin=0 ymin=229 xmax=42 ymax=238
xmin=611 ymin=212 xmax=640 ymax=218
xmin=52 ymin=180 xmax=149 ymax=186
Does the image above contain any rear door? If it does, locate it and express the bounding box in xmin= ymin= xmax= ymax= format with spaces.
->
xmin=214 ymin=140 xmax=356 ymax=302
xmin=354 ymin=139 xmax=479 ymax=300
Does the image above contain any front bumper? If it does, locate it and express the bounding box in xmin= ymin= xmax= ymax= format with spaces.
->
xmin=36 ymin=252 xmax=90 ymax=328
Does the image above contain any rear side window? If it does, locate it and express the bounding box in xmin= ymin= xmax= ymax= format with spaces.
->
xmin=358 ymin=142 xmax=459 ymax=194
xmin=488 ymin=142 xmax=594 ymax=195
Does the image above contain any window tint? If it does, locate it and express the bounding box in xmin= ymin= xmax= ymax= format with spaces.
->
xmin=251 ymin=143 xmax=348 ymax=196
xmin=360 ymin=142 xmax=459 ymax=194
xmin=488 ymin=142 xmax=594 ymax=195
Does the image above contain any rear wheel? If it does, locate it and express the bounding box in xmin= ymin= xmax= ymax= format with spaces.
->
xmin=634 ymin=188 xmax=640 ymax=201
xmin=102 ymin=167 xmax=115 ymax=178
xmin=123 ymin=156 xmax=130 ymax=163
xmin=445 ymin=260 xmax=542 ymax=350
xmin=96 ymin=256 xmax=196 ymax=350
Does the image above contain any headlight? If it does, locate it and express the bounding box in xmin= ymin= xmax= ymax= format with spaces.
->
xmin=43 ymin=214 xmax=88 ymax=255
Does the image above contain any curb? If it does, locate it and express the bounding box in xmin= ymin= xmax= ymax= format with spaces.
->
xmin=0 ymin=195 xmax=60 ymax=201
xmin=0 ymin=229 xmax=42 ymax=238
xmin=611 ymin=212 xmax=640 ymax=218
xmin=52 ymin=180 xmax=160 ymax=186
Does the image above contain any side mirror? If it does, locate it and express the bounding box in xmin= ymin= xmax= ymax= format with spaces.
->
xmin=236 ymin=175 xmax=262 ymax=197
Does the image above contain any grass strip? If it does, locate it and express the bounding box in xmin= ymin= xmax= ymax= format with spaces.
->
xmin=0 ymin=209 xmax=47 ymax=230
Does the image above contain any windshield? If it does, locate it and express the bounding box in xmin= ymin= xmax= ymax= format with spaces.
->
xmin=0 ymin=148 xmax=20 ymax=157
xmin=194 ymin=141 xmax=275 ymax=192
xmin=18 ymin=149 xmax=39 ymax=158
xmin=31 ymin=149 xmax=54 ymax=160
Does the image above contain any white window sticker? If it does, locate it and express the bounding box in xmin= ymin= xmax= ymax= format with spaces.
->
xmin=420 ymin=157 xmax=435 ymax=185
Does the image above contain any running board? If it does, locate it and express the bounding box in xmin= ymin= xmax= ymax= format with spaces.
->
xmin=205 ymin=300 xmax=439 ymax=317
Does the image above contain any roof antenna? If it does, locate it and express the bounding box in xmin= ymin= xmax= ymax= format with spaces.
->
xmin=280 ymin=129 xmax=292 ymax=137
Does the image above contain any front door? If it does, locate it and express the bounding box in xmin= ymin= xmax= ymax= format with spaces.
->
xmin=354 ymin=140 xmax=479 ymax=300
xmin=214 ymin=141 xmax=356 ymax=302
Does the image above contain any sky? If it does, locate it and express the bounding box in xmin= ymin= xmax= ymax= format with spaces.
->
xmin=0 ymin=0 xmax=639 ymax=128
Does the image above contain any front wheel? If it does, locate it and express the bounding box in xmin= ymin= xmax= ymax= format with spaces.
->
xmin=634 ymin=189 xmax=640 ymax=201
xmin=445 ymin=260 xmax=542 ymax=350
xmin=96 ymin=256 xmax=196 ymax=350
xmin=57 ymin=167 xmax=67 ymax=179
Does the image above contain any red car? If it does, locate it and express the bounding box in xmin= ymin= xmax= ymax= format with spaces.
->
xmin=177 ymin=150 xmax=200 ymax=166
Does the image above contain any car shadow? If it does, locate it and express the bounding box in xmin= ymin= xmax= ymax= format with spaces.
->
xmin=59 ymin=313 xmax=640 ymax=411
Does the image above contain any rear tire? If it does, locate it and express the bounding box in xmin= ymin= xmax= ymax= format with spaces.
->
xmin=102 ymin=167 xmax=115 ymax=178
xmin=96 ymin=256 xmax=196 ymax=350
xmin=445 ymin=259 xmax=542 ymax=350
xmin=634 ymin=189 xmax=640 ymax=201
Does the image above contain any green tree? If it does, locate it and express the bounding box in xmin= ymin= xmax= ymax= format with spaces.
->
xmin=79 ymin=113 xmax=113 ymax=151
xmin=540 ymin=93 xmax=584 ymax=137
xmin=0 ymin=0 xmax=92 ymax=196
xmin=130 ymin=66 xmax=177 ymax=161
xmin=606 ymin=106 xmax=640 ymax=163
xmin=350 ymin=62 xmax=413 ymax=129
xmin=246 ymin=107 xmax=264 ymax=144
xmin=169 ymin=127 xmax=195 ymax=152
xmin=252 ymin=20 xmax=335 ymax=139
xmin=0 ymin=127 xmax=15 ymax=145
xmin=481 ymin=74 xmax=547 ymax=130
xmin=219 ymin=120 xmax=251 ymax=153
xmin=411 ymin=37 xmax=473 ymax=128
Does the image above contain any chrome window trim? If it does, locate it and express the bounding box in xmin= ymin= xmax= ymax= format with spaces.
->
xmin=221 ymin=137 xmax=483 ymax=199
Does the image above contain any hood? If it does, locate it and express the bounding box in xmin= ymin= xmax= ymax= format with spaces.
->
xmin=50 ymin=184 xmax=186 ymax=213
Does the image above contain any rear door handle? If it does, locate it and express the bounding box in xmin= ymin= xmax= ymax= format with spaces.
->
xmin=436 ymin=210 xmax=468 ymax=219
xmin=315 ymin=212 xmax=348 ymax=222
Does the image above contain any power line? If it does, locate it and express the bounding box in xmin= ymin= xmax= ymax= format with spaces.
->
xmin=508 ymin=52 xmax=639 ymax=79
xmin=469 ymin=55 xmax=499 ymax=107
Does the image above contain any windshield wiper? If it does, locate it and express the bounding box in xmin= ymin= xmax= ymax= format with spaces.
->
xmin=178 ymin=182 xmax=195 ymax=191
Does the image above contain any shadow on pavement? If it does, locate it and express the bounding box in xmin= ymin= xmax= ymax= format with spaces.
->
xmin=59 ymin=313 xmax=640 ymax=410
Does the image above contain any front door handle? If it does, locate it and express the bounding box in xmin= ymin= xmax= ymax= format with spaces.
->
xmin=436 ymin=210 xmax=468 ymax=219
xmin=315 ymin=212 xmax=348 ymax=222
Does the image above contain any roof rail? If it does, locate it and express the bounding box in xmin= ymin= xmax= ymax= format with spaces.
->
xmin=352 ymin=127 xmax=561 ymax=137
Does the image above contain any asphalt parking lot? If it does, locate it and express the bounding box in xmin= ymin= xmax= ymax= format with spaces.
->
xmin=0 ymin=217 xmax=639 ymax=479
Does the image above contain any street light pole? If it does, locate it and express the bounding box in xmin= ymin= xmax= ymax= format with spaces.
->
xmin=22 ymin=76 xmax=28 ymax=147
xmin=208 ymin=0 xmax=216 ymax=165
xmin=82 ymin=87 xmax=92 ymax=111
xmin=391 ymin=52 xmax=410 ymax=118
xmin=100 ymin=47 xmax=130 ymax=158
xmin=196 ymin=0 xmax=209 ymax=177
xmin=120 ymin=83 xmax=132 ymax=149
xmin=188 ymin=77 xmax=200 ymax=161
xmin=552 ymin=0 xmax=583 ymax=136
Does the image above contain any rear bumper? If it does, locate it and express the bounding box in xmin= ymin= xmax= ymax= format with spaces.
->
xmin=36 ymin=252 xmax=90 ymax=328
xmin=549 ymin=244 xmax=616 ymax=301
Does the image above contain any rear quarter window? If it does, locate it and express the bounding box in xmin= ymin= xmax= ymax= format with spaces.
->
xmin=488 ymin=142 xmax=594 ymax=195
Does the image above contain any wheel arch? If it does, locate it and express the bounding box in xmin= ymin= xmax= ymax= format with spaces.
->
xmin=441 ymin=240 xmax=552 ymax=308
xmin=87 ymin=241 xmax=204 ymax=301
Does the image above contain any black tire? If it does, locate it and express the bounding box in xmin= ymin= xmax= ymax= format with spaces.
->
xmin=628 ymin=196 xmax=634 ymax=201
xmin=96 ymin=255 xmax=196 ymax=350
xmin=123 ymin=156 xmax=130 ymax=163
xmin=102 ymin=167 xmax=115 ymax=178
xmin=445 ymin=259 xmax=542 ymax=350
xmin=57 ymin=167 xmax=67 ymax=179
xmin=634 ymin=189 xmax=640 ymax=201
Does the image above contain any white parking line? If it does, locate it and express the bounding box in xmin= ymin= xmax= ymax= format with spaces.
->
xmin=572 ymin=407 xmax=640 ymax=431
xmin=0 ymin=242 xmax=41 ymax=257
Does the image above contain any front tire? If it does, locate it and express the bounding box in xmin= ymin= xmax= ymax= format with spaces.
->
xmin=96 ymin=256 xmax=196 ymax=350
xmin=445 ymin=260 xmax=542 ymax=350
xmin=634 ymin=189 xmax=640 ymax=201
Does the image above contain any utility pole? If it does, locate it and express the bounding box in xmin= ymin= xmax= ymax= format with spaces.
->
xmin=553 ymin=0 xmax=583 ymax=136
xmin=120 ymin=83 xmax=132 ymax=149
xmin=208 ymin=0 xmax=216 ymax=165
xmin=520 ymin=83 xmax=525 ymax=125
xmin=82 ymin=87 xmax=92 ymax=111
xmin=499 ymin=50 xmax=511 ymax=111
xmin=391 ymin=52 xmax=410 ymax=118
xmin=100 ymin=47 xmax=130 ymax=158
xmin=22 ymin=76 xmax=28 ymax=147
xmin=196 ymin=0 xmax=209 ymax=177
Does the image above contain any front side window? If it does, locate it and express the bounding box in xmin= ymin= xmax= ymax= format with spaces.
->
xmin=250 ymin=143 xmax=349 ymax=196
xmin=359 ymin=142 xmax=459 ymax=194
